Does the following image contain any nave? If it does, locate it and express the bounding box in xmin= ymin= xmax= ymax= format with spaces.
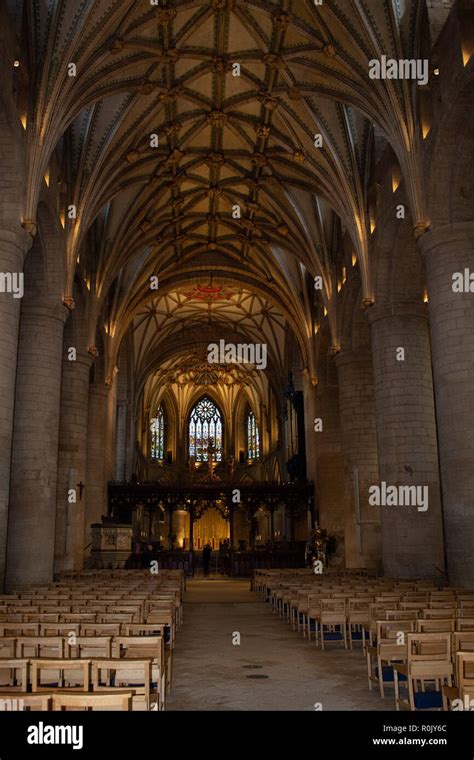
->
xmin=167 ymin=578 xmax=384 ymax=711
xmin=2 ymin=567 xmax=474 ymax=713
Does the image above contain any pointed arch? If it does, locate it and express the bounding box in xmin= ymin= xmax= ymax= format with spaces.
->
xmin=188 ymin=396 xmax=223 ymax=463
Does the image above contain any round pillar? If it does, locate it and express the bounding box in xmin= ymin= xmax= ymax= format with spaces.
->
xmin=84 ymin=384 xmax=110 ymax=551
xmin=6 ymin=297 xmax=68 ymax=588
xmin=367 ymin=302 xmax=445 ymax=577
xmin=335 ymin=349 xmax=382 ymax=569
xmin=419 ymin=222 xmax=474 ymax=586
xmin=0 ymin=226 xmax=32 ymax=589
xmin=54 ymin=350 xmax=92 ymax=573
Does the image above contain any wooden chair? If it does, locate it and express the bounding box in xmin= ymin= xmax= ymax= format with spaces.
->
xmin=97 ymin=613 xmax=134 ymax=625
xmin=386 ymin=609 xmax=419 ymax=621
xmin=0 ymin=692 xmax=51 ymax=711
xmin=92 ymin=658 xmax=154 ymax=711
xmin=367 ymin=604 xmax=396 ymax=645
xmin=0 ymin=638 xmax=16 ymax=658
xmin=347 ymin=598 xmax=370 ymax=649
xmin=442 ymin=651 xmax=474 ymax=711
xmin=80 ymin=624 xmax=122 ymax=637
xmin=367 ymin=620 xmax=415 ymax=698
xmin=416 ymin=619 xmax=456 ymax=634
xmin=60 ymin=614 xmax=97 ymax=624
xmin=0 ymin=659 xmax=29 ymax=691
xmin=456 ymin=609 xmax=474 ymax=619
xmin=0 ymin=624 xmax=39 ymax=637
xmin=456 ymin=618 xmax=474 ymax=632
xmin=146 ymin=611 xmax=175 ymax=648
xmin=314 ymin=599 xmax=347 ymax=650
xmin=422 ymin=608 xmax=456 ymax=620
xmin=24 ymin=614 xmax=59 ymax=624
xmin=452 ymin=631 xmax=474 ymax=656
xmin=15 ymin=636 xmax=64 ymax=659
xmin=0 ymin=614 xmax=22 ymax=623
xmin=124 ymin=623 xmax=167 ymax=637
xmin=31 ymin=659 xmax=91 ymax=692
xmin=67 ymin=637 xmax=112 ymax=659
xmin=306 ymin=594 xmax=324 ymax=641
xmin=394 ymin=633 xmax=453 ymax=711
xmin=399 ymin=602 xmax=424 ymax=612
xmin=113 ymin=636 xmax=165 ymax=707
xmin=52 ymin=691 xmax=133 ymax=711
xmin=39 ymin=624 xmax=80 ymax=637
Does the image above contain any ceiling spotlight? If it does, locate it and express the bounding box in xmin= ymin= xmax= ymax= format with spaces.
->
xmin=13 ymin=60 xmax=20 ymax=68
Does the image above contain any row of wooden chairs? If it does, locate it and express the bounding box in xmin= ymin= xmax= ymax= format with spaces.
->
xmin=0 ymin=570 xmax=184 ymax=710
xmin=254 ymin=570 xmax=474 ymax=710
xmin=0 ymin=656 xmax=163 ymax=710
xmin=0 ymin=691 xmax=135 ymax=711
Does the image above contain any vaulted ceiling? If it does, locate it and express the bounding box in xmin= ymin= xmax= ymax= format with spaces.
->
xmin=21 ymin=0 xmax=445 ymax=385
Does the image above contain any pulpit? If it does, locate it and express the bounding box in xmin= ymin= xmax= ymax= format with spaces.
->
xmin=90 ymin=518 xmax=133 ymax=568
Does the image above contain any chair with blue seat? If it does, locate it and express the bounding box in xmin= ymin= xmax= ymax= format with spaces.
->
xmin=314 ymin=598 xmax=347 ymax=650
xmin=393 ymin=632 xmax=453 ymax=711
xmin=367 ymin=619 xmax=415 ymax=698
xmin=347 ymin=598 xmax=371 ymax=649
xmin=306 ymin=594 xmax=324 ymax=640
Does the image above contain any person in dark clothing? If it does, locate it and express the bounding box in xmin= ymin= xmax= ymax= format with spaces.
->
xmin=202 ymin=543 xmax=212 ymax=576
xmin=220 ymin=539 xmax=230 ymax=576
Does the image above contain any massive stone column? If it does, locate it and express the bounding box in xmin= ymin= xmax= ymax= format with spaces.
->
xmin=0 ymin=226 xmax=31 ymax=590
xmin=84 ymin=383 xmax=110 ymax=553
xmin=367 ymin=302 xmax=445 ymax=578
xmin=5 ymin=297 xmax=68 ymax=588
xmin=335 ymin=349 xmax=382 ymax=570
xmin=54 ymin=350 xmax=92 ymax=573
xmin=419 ymin=222 xmax=474 ymax=586
xmin=313 ymin=381 xmax=346 ymax=556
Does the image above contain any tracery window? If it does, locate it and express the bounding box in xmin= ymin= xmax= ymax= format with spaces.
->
xmin=150 ymin=404 xmax=165 ymax=461
xmin=189 ymin=397 xmax=223 ymax=462
xmin=247 ymin=410 xmax=260 ymax=460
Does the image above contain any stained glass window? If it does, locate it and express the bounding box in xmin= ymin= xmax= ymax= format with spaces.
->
xmin=150 ymin=405 xmax=165 ymax=461
xmin=189 ymin=397 xmax=223 ymax=462
xmin=247 ymin=411 xmax=260 ymax=460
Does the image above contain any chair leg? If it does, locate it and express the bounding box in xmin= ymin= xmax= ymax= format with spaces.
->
xmin=378 ymin=657 xmax=385 ymax=699
xmin=394 ymin=668 xmax=399 ymax=710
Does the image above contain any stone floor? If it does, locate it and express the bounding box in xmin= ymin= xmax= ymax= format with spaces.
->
xmin=166 ymin=578 xmax=390 ymax=711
